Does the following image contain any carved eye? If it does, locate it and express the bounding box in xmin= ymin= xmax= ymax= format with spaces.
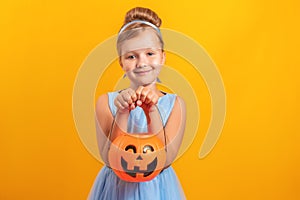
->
xmin=143 ymin=145 xmax=154 ymax=154
xmin=125 ymin=145 xmax=136 ymax=153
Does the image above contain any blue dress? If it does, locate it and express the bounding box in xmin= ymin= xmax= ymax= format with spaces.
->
xmin=89 ymin=91 xmax=186 ymax=200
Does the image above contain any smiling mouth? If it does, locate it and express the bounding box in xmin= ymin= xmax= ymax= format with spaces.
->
xmin=121 ymin=156 xmax=157 ymax=177
xmin=134 ymin=69 xmax=152 ymax=75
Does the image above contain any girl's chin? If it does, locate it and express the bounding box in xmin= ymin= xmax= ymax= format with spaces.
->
xmin=131 ymin=79 xmax=157 ymax=87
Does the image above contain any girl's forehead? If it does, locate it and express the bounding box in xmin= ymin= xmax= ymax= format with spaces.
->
xmin=120 ymin=29 xmax=161 ymax=55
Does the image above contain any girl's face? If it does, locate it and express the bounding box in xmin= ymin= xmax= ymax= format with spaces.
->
xmin=119 ymin=29 xmax=165 ymax=88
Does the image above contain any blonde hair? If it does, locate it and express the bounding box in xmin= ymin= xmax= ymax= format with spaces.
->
xmin=117 ymin=7 xmax=164 ymax=55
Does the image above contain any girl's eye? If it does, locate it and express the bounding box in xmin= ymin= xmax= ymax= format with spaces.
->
xmin=147 ymin=52 xmax=154 ymax=56
xmin=126 ymin=55 xmax=135 ymax=59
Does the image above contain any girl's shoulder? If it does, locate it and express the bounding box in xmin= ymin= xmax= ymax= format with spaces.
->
xmin=107 ymin=91 xmax=119 ymax=100
xmin=158 ymin=92 xmax=180 ymax=105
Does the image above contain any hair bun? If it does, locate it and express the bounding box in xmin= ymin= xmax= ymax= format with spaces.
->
xmin=124 ymin=7 xmax=162 ymax=27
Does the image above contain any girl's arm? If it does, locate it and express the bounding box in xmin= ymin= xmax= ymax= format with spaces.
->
xmin=95 ymin=94 xmax=113 ymax=165
xmin=95 ymin=94 xmax=130 ymax=165
xmin=163 ymin=96 xmax=186 ymax=166
xmin=95 ymin=91 xmax=133 ymax=164
xmin=141 ymin=95 xmax=186 ymax=166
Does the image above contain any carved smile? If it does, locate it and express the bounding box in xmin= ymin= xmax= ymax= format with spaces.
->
xmin=121 ymin=156 xmax=157 ymax=178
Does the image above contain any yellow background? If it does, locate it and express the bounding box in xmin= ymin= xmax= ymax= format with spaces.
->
xmin=1 ymin=0 xmax=299 ymax=199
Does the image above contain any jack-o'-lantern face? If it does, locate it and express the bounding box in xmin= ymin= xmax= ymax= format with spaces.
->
xmin=108 ymin=133 xmax=166 ymax=182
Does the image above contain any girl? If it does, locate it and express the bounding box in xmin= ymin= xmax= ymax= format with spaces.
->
xmin=89 ymin=7 xmax=186 ymax=200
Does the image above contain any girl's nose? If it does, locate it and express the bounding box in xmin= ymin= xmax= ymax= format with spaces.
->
xmin=136 ymin=54 xmax=148 ymax=68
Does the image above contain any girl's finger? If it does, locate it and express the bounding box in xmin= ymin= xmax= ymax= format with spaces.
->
xmin=120 ymin=100 xmax=129 ymax=108
xmin=127 ymin=89 xmax=137 ymax=102
xmin=116 ymin=101 xmax=125 ymax=110
xmin=135 ymin=86 xmax=144 ymax=100
xmin=145 ymin=92 xmax=154 ymax=104
xmin=150 ymin=95 xmax=159 ymax=105
xmin=140 ymin=89 xmax=149 ymax=102
xmin=130 ymin=103 xmax=136 ymax=110
xmin=121 ymin=92 xmax=132 ymax=104
xmin=136 ymin=99 xmax=142 ymax=107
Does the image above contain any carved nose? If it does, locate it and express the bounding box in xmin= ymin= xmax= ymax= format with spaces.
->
xmin=136 ymin=155 xmax=143 ymax=160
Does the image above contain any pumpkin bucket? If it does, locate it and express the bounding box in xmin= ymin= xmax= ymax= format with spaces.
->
xmin=108 ymin=106 xmax=167 ymax=182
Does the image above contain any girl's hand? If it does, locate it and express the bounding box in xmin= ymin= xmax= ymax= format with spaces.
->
xmin=114 ymin=88 xmax=138 ymax=113
xmin=135 ymin=86 xmax=159 ymax=113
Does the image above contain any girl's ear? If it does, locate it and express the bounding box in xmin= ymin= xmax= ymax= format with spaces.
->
xmin=119 ymin=56 xmax=123 ymax=68
xmin=161 ymin=51 xmax=166 ymax=65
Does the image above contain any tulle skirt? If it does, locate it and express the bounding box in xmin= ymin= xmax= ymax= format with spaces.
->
xmin=88 ymin=166 xmax=186 ymax=200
